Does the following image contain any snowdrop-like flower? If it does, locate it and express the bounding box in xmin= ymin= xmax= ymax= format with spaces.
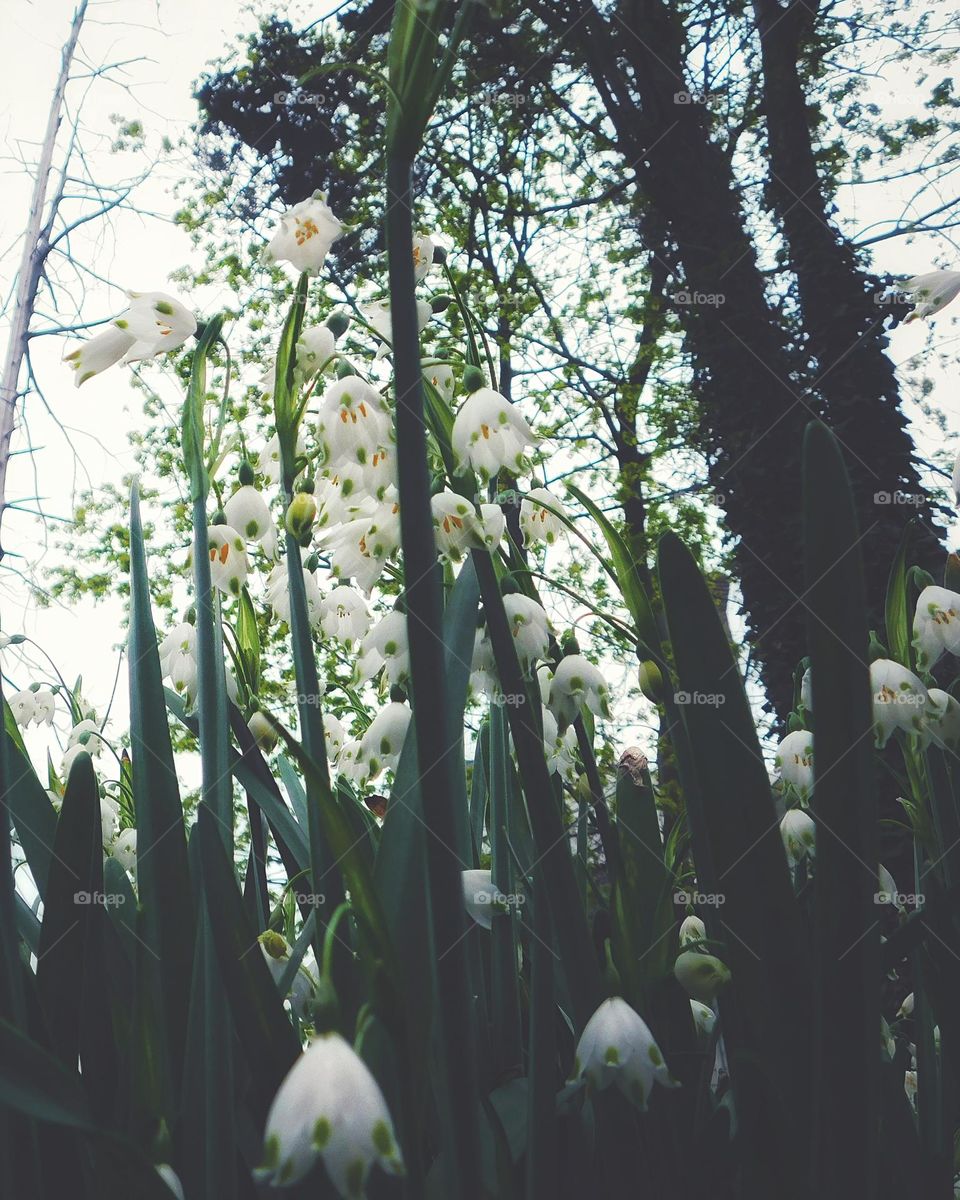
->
xmin=679 ymin=915 xmax=706 ymax=947
xmin=877 ymin=864 xmax=904 ymax=910
xmin=156 ymin=1165 xmax=185 ymax=1200
xmin=470 ymin=630 xmax=498 ymax=698
xmin=549 ymin=654 xmax=610 ymax=725
xmin=361 ymin=299 xmax=431 ymax=359
xmin=359 ymin=704 xmax=411 ymax=777
xmin=462 ymin=869 xmax=498 ymax=930
xmin=503 ymin=594 xmax=550 ymax=669
xmin=100 ymin=795 xmax=121 ymax=847
xmin=520 ymin=488 xmax=567 ymax=547
xmin=67 ymin=718 xmax=105 ymax=756
xmin=780 ymin=808 xmax=816 ymax=867
xmin=324 ymin=713 xmax=346 ymax=760
xmin=316 ymin=376 xmax=393 ymax=471
xmin=265 ymin=563 xmax=324 ymax=627
xmin=248 ymin=712 xmax=278 ymax=754
xmin=570 ymin=996 xmax=679 ymax=1111
xmin=774 ymin=730 xmax=814 ymax=801
xmin=913 ymin=585 xmax=960 ymax=671
xmin=871 ymin=658 xmax=934 ymax=748
xmin=296 ymin=325 xmax=337 ymax=378
xmin=262 ymin=193 xmax=343 ymax=275
xmin=674 ymin=950 xmax=730 ymax=1004
xmin=412 ymin=233 xmax=435 ymax=283
xmin=898 ymin=992 xmax=915 ymax=1019
xmin=431 ymin=490 xmax=482 ymax=563
xmin=257 ymin=433 xmax=288 ymax=487
xmin=111 ymin=828 xmax=137 ymax=876
xmin=902 ymin=270 xmax=960 ymax=322
xmin=64 ymin=291 xmax=196 ymax=385
xmin=9 ymin=689 xmax=36 ymax=727
xmin=541 ymin=707 xmax=578 ymax=779
xmin=690 ymin=1000 xmax=716 ymax=1039
xmin=225 ymin=485 xmax=275 ymax=550
xmin=159 ymin=622 xmax=196 ymax=671
xmin=319 ymin=586 xmax=371 ymax=647
xmin=477 ymin=503 xmax=505 ymax=552
xmin=31 ymin=689 xmax=56 ymax=726
xmin=257 ymin=1031 xmax=404 ymax=1192
xmin=168 ymin=644 xmax=198 ymax=706
xmin=923 ymin=688 xmax=960 ymax=753
xmin=320 ymin=498 xmax=401 ymax=593
xmin=357 ymin=611 xmax=409 ymax=685
xmin=206 ymin=526 xmax=248 ymax=596
xmin=335 ymin=738 xmax=368 ymax=786
xmin=260 ymin=930 xmax=317 ymax=1020
xmin=452 ymin=388 xmax=538 ymax=482
xmin=423 ymin=359 xmax=455 ymax=400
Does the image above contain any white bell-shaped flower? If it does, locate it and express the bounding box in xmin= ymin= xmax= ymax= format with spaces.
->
xmin=520 ymin=487 xmax=567 ymax=546
xmin=262 ymin=194 xmax=343 ymax=275
xmin=902 ymin=269 xmax=960 ymax=322
xmin=259 ymin=930 xmax=317 ymax=1021
xmin=296 ymin=325 xmax=337 ymax=378
xmin=923 ymin=688 xmax=960 ymax=753
xmin=549 ymin=654 xmax=610 ymax=724
xmin=431 ymin=490 xmax=482 ymax=563
xmin=63 ymin=324 xmax=135 ymax=386
xmin=774 ymin=729 xmax=814 ymax=800
xmin=541 ymin=707 xmax=578 ymax=780
xmin=679 ymin=915 xmax=706 ymax=947
xmin=780 ymin=808 xmax=816 ymax=867
xmin=356 ymin=611 xmax=409 ymax=685
xmin=570 ymin=996 xmax=679 ymax=1111
xmin=358 ymin=702 xmax=411 ymax=778
xmin=470 ymin=630 xmax=498 ymax=699
xmin=423 ymin=359 xmax=455 ymax=400
xmin=224 ymin=486 xmax=275 ymax=549
xmin=502 ymin=594 xmax=550 ymax=670
xmin=319 ymin=497 xmax=401 ymax=594
xmin=111 ymin=828 xmax=137 ymax=876
xmin=67 ymin=718 xmax=106 ymax=756
xmin=257 ymin=1031 xmax=404 ymax=1192
xmin=316 ymin=376 xmax=392 ymax=470
xmin=477 ymin=503 xmax=505 ymax=552
xmin=690 ymin=1000 xmax=716 ymax=1039
xmin=871 ymin=658 xmax=934 ymax=747
xmin=64 ymin=290 xmax=195 ymax=385
xmin=206 ymin=526 xmax=249 ymax=597
xmin=412 ymin=234 xmax=435 ymax=283
xmin=324 ymin=713 xmax=346 ymax=760
xmin=462 ymin=869 xmax=498 ymax=930
xmin=335 ymin=738 xmax=369 ymax=786
xmin=913 ymin=585 xmax=960 ymax=671
xmin=265 ymin=563 xmax=323 ymax=627
xmin=451 ymin=387 xmax=538 ymax=481
xmin=100 ymin=796 xmax=121 ymax=847
xmin=318 ymin=586 xmax=372 ymax=647
xmin=159 ymin=622 xmax=196 ymax=671
xmin=361 ymin=299 xmax=431 ymax=359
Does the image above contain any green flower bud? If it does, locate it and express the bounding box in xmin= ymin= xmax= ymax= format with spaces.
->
xmin=285 ymin=492 xmax=317 ymax=539
xmin=637 ymin=660 xmax=663 ymax=703
xmin=324 ymin=309 xmax=350 ymax=338
xmin=462 ymin=363 xmax=486 ymax=393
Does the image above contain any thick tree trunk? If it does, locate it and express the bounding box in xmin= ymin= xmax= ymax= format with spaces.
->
xmin=752 ymin=0 xmax=944 ymax=615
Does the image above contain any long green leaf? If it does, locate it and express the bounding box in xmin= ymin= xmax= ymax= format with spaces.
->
xmin=802 ymin=421 xmax=878 ymax=1198
xmin=128 ymin=481 xmax=195 ymax=1081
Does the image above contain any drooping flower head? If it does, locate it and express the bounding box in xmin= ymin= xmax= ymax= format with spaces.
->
xmin=64 ymin=290 xmax=196 ymax=386
xmin=870 ymin=658 xmax=934 ymax=747
xmin=263 ymin=193 xmax=343 ymax=275
xmin=451 ymin=387 xmax=538 ymax=482
xmin=570 ymin=996 xmax=679 ymax=1111
xmin=913 ymin=585 xmax=960 ymax=672
xmin=901 ymin=269 xmax=960 ymax=322
xmin=774 ymin=729 xmax=814 ymax=801
xmin=520 ymin=487 xmax=568 ymax=547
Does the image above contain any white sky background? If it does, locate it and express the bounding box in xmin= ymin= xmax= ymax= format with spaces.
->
xmin=1 ymin=0 xmax=958 ymax=768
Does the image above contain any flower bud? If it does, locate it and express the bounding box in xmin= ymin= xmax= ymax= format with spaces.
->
xmin=429 ymin=293 xmax=454 ymax=314
xmin=285 ymin=492 xmax=318 ymax=540
xmin=325 ymin=309 xmax=351 ymax=338
xmin=248 ymin=711 xmax=278 ymax=754
xmin=674 ymin=950 xmax=730 ymax=1004
xmin=637 ymin=660 xmax=664 ymax=703
xmin=462 ymin=363 xmax=486 ymax=393
xmin=238 ymin=459 xmax=255 ymax=486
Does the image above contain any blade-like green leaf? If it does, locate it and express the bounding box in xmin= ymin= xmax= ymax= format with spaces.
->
xmin=802 ymin=421 xmax=878 ymax=1199
xmin=129 ymin=481 xmax=195 ymax=1080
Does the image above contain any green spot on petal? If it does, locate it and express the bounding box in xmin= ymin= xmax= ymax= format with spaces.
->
xmin=314 ymin=1117 xmax=332 ymax=1149
xmin=372 ymin=1119 xmax=393 ymax=1156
